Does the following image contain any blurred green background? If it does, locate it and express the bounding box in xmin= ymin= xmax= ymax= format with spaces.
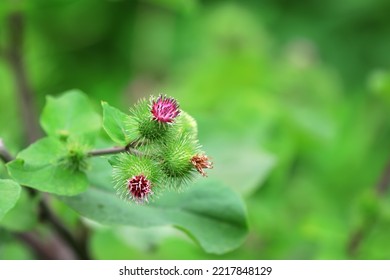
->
xmin=1 ymin=0 xmax=390 ymax=259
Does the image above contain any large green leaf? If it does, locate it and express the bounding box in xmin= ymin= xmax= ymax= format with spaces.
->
xmin=6 ymin=138 xmax=88 ymax=196
xmin=60 ymin=179 xmax=248 ymax=254
xmin=86 ymin=156 xmax=113 ymax=191
xmin=0 ymin=179 xmax=21 ymax=221
xmin=101 ymin=101 xmax=131 ymax=146
xmin=40 ymin=89 xmax=101 ymax=142
xmin=202 ymin=133 xmax=276 ymax=195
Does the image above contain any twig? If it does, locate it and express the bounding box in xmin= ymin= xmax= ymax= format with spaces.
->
xmin=0 ymin=139 xmax=13 ymax=163
xmin=88 ymin=146 xmax=128 ymax=157
xmin=88 ymin=144 xmax=144 ymax=157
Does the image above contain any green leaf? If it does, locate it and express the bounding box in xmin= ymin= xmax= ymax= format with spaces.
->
xmin=40 ymin=89 xmax=101 ymax=142
xmin=0 ymin=188 xmax=39 ymax=231
xmin=86 ymin=156 xmax=113 ymax=190
xmin=0 ymin=179 xmax=21 ymax=221
xmin=203 ymin=134 xmax=276 ymax=195
xmin=6 ymin=138 xmax=88 ymax=196
xmin=60 ymin=179 xmax=248 ymax=254
xmin=101 ymin=101 xmax=131 ymax=145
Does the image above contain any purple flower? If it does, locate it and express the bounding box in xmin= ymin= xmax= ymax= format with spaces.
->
xmin=151 ymin=95 xmax=180 ymax=123
xmin=191 ymin=154 xmax=213 ymax=177
xmin=127 ymin=174 xmax=153 ymax=203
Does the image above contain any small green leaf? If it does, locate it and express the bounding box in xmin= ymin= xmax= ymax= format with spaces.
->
xmin=101 ymin=101 xmax=131 ymax=145
xmin=0 ymin=179 xmax=21 ymax=221
xmin=7 ymin=138 xmax=88 ymax=196
xmin=40 ymin=89 xmax=101 ymax=142
xmin=0 ymin=188 xmax=39 ymax=231
xmin=60 ymin=179 xmax=248 ymax=254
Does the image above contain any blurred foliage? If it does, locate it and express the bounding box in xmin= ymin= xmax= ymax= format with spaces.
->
xmin=1 ymin=0 xmax=390 ymax=259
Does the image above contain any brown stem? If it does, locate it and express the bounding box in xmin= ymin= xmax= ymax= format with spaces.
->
xmin=1 ymin=10 xmax=92 ymax=259
xmin=15 ymin=232 xmax=76 ymax=260
xmin=5 ymin=12 xmax=42 ymax=143
xmin=376 ymin=159 xmax=390 ymax=195
xmin=347 ymin=159 xmax=390 ymax=257
xmin=0 ymin=138 xmax=87 ymax=259
xmin=88 ymin=146 xmax=128 ymax=157
xmin=347 ymin=218 xmax=376 ymax=258
xmin=0 ymin=139 xmax=13 ymax=163
xmin=39 ymin=196 xmax=90 ymax=260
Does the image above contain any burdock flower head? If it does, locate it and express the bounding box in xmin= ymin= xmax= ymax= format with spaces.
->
xmin=127 ymin=174 xmax=153 ymax=203
xmin=151 ymin=95 xmax=180 ymax=123
xmin=191 ymin=154 xmax=213 ymax=177
xmin=129 ymin=95 xmax=180 ymax=143
xmin=111 ymin=153 xmax=162 ymax=204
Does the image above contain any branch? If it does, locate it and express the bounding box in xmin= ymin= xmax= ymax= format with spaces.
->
xmin=376 ymin=159 xmax=390 ymax=195
xmin=15 ymin=232 xmax=77 ymax=260
xmin=347 ymin=158 xmax=390 ymax=257
xmin=0 ymin=140 xmax=88 ymax=259
xmin=39 ymin=196 xmax=90 ymax=259
xmin=1 ymin=10 xmax=93 ymax=259
xmin=5 ymin=12 xmax=42 ymax=143
xmin=347 ymin=218 xmax=376 ymax=258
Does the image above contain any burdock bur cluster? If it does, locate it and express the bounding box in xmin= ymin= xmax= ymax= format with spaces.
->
xmin=111 ymin=95 xmax=213 ymax=203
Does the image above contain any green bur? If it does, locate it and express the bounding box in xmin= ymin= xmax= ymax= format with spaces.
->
xmin=128 ymin=98 xmax=170 ymax=143
xmin=158 ymin=134 xmax=200 ymax=188
xmin=110 ymin=154 xmax=163 ymax=201
xmin=109 ymin=97 xmax=204 ymax=197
